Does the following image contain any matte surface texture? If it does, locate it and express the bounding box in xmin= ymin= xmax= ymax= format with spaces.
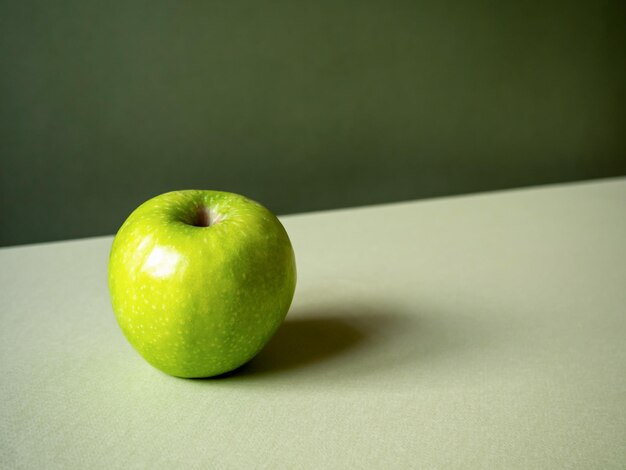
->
xmin=1 ymin=0 xmax=625 ymax=245
xmin=1 ymin=178 xmax=625 ymax=468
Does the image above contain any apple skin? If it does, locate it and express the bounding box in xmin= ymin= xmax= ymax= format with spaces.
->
xmin=108 ymin=190 xmax=296 ymax=378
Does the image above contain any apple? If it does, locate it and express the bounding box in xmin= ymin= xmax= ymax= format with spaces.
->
xmin=108 ymin=190 xmax=297 ymax=378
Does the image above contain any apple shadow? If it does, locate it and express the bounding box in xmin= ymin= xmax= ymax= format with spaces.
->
xmin=238 ymin=317 xmax=365 ymax=375
xmin=192 ymin=301 xmax=493 ymax=383
xmin=212 ymin=305 xmax=402 ymax=380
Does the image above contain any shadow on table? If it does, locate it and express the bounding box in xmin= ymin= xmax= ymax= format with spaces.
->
xmin=238 ymin=317 xmax=365 ymax=374
xmin=190 ymin=300 xmax=491 ymax=383
xmin=209 ymin=303 xmax=403 ymax=380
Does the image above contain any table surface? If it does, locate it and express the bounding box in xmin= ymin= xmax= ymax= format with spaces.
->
xmin=2 ymin=178 xmax=625 ymax=469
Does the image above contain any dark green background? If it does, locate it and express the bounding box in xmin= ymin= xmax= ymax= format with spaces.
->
xmin=1 ymin=1 xmax=624 ymax=246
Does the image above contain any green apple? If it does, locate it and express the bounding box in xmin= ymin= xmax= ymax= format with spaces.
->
xmin=108 ymin=190 xmax=297 ymax=378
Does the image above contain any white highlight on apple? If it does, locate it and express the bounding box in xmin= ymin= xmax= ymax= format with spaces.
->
xmin=143 ymin=246 xmax=181 ymax=278
xmin=208 ymin=204 xmax=227 ymax=225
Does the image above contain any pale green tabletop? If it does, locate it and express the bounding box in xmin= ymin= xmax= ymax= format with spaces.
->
xmin=1 ymin=179 xmax=625 ymax=469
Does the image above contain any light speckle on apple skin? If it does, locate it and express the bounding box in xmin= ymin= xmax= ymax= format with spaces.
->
xmin=108 ymin=190 xmax=297 ymax=378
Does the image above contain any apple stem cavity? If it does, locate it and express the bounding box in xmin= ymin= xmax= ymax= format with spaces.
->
xmin=194 ymin=206 xmax=211 ymax=227
xmin=192 ymin=205 xmax=224 ymax=227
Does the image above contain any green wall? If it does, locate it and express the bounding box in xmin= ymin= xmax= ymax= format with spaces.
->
xmin=1 ymin=1 xmax=624 ymax=246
